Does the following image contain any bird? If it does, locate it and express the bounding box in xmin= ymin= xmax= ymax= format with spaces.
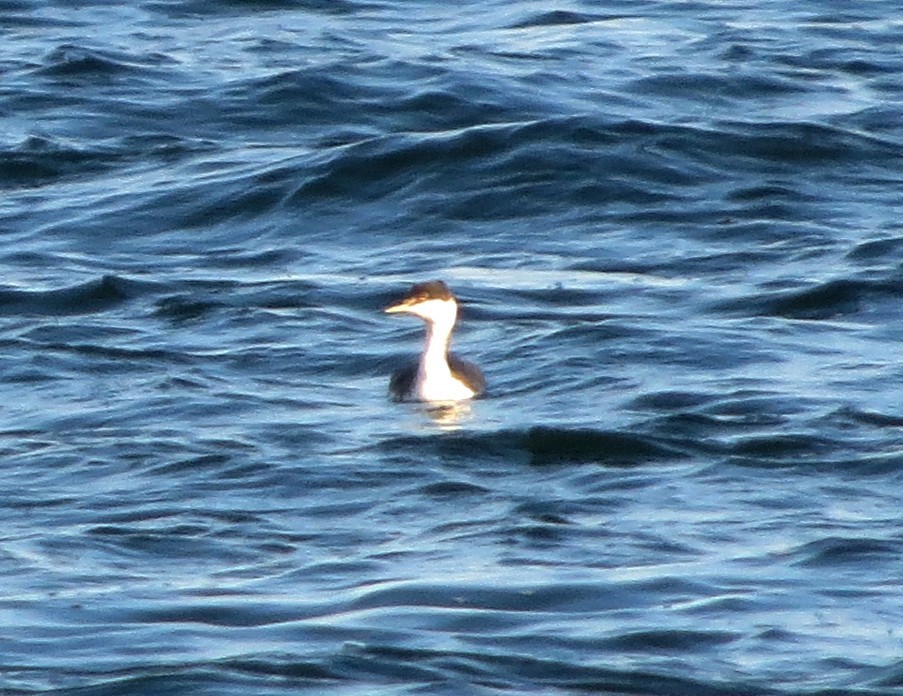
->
xmin=384 ymin=280 xmax=486 ymax=402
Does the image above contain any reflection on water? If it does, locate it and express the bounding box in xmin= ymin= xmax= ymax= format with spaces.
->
xmin=424 ymin=401 xmax=474 ymax=429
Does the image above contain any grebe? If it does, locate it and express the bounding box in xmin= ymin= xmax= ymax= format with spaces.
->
xmin=384 ymin=280 xmax=486 ymax=402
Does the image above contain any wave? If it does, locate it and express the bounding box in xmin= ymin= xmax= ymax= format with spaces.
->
xmin=847 ymin=236 xmax=903 ymax=263
xmin=32 ymin=43 xmax=177 ymax=79
xmin=274 ymin=113 xmax=903 ymax=225
xmin=283 ymin=117 xmax=703 ymax=219
xmin=508 ymin=10 xmax=631 ymax=29
xmin=0 ymin=274 xmax=141 ymax=316
xmin=380 ymin=425 xmax=693 ymax=468
xmin=789 ymin=536 xmax=901 ymax=568
xmin=0 ymin=135 xmax=122 ymax=188
xmin=378 ymin=396 xmax=902 ymax=473
xmin=27 ymin=646 xmax=774 ymax=696
xmin=0 ymin=133 xmax=217 ymax=189
xmin=144 ymin=0 xmax=363 ymax=20
xmin=715 ymin=271 xmax=903 ymax=319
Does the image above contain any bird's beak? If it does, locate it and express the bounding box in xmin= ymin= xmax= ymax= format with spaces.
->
xmin=384 ymin=300 xmax=412 ymax=314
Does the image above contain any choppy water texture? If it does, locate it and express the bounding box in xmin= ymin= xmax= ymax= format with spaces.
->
xmin=2 ymin=1 xmax=902 ymax=694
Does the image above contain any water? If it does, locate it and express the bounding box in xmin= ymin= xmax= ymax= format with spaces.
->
xmin=1 ymin=2 xmax=902 ymax=694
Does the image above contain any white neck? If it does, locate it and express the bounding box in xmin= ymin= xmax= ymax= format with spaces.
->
xmin=413 ymin=301 xmax=474 ymax=401
xmin=420 ymin=312 xmax=455 ymax=379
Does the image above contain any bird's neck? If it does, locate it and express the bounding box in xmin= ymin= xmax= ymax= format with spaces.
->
xmin=420 ymin=315 xmax=455 ymax=378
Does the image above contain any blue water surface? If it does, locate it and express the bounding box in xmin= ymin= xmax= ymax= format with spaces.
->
xmin=1 ymin=1 xmax=902 ymax=694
